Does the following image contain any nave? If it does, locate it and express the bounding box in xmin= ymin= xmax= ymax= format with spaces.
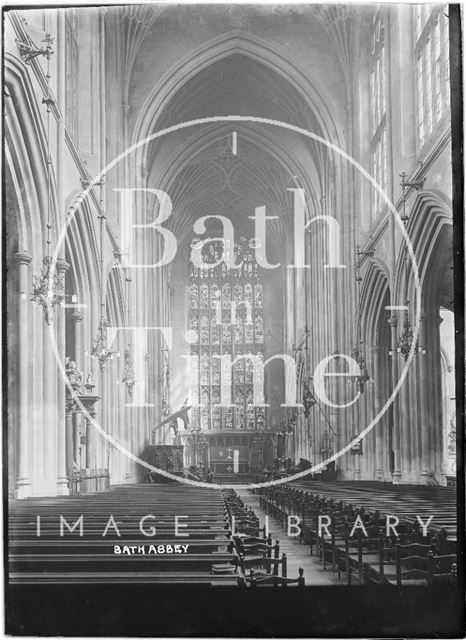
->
xmin=3 ymin=4 xmax=462 ymax=635
xmin=5 ymin=4 xmax=458 ymax=502
xmin=9 ymin=479 xmax=456 ymax=587
xmin=9 ymin=482 xmax=325 ymax=586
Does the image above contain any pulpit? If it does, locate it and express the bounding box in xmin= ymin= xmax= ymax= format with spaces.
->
xmin=65 ymin=361 xmax=102 ymax=494
xmin=140 ymin=445 xmax=184 ymax=483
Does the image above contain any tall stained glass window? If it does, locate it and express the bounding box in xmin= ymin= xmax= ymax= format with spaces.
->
xmin=188 ymin=236 xmax=265 ymax=431
xmin=415 ymin=5 xmax=450 ymax=149
xmin=65 ymin=10 xmax=79 ymax=143
xmin=370 ymin=13 xmax=387 ymax=219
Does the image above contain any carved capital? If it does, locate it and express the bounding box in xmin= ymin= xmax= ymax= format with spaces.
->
xmin=14 ymin=250 xmax=32 ymax=266
xmin=56 ymin=258 xmax=70 ymax=275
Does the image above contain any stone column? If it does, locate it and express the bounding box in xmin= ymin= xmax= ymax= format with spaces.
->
xmin=32 ymin=302 xmax=44 ymax=484
xmin=372 ymin=347 xmax=385 ymax=481
xmin=399 ymin=376 xmax=411 ymax=482
xmin=418 ymin=313 xmax=430 ymax=483
xmin=97 ymin=366 xmax=105 ymax=471
xmin=65 ymin=400 xmax=75 ymax=491
xmin=73 ymin=412 xmax=80 ymax=467
xmin=78 ymin=426 xmax=86 ymax=471
xmin=71 ymin=313 xmax=83 ymax=469
xmin=43 ymin=317 xmax=57 ymax=494
xmin=353 ymin=436 xmax=361 ymax=481
xmin=399 ymin=313 xmax=412 ymax=482
xmin=56 ymin=259 xmax=70 ymax=494
xmin=389 ymin=314 xmax=402 ymax=483
xmin=86 ymin=408 xmax=97 ymax=470
xmin=408 ymin=354 xmax=420 ymax=480
xmin=431 ymin=314 xmax=443 ymax=480
xmin=55 ymin=9 xmax=67 ymax=495
xmin=437 ymin=313 xmax=449 ymax=483
xmin=72 ymin=312 xmax=83 ymax=359
xmin=15 ymin=251 xmax=32 ymax=498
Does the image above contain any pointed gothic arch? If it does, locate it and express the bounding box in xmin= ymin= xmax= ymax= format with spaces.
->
xmin=131 ymin=30 xmax=345 ymax=158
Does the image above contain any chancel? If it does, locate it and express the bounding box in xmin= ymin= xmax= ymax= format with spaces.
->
xmin=5 ymin=3 xmax=458 ymax=589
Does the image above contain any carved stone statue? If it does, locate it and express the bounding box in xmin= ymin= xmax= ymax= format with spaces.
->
xmin=84 ymin=372 xmax=95 ymax=394
xmin=66 ymin=359 xmax=83 ymax=391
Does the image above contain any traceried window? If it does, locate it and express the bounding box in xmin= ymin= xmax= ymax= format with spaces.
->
xmin=65 ymin=11 xmax=79 ymax=143
xmin=370 ymin=13 xmax=387 ymax=219
xmin=188 ymin=237 xmax=265 ymax=431
xmin=415 ymin=5 xmax=450 ymax=149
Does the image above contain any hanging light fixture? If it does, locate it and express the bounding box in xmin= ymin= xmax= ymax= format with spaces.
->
xmin=351 ymin=245 xmax=374 ymax=393
xmin=303 ymin=382 xmax=317 ymax=417
xmin=32 ymin=256 xmax=65 ymax=325
xmin=294 ymin=276 xmax=337 ymax=459
xmin=394 ymin=173 xmax=426 ymax=360
xmin=293 ymin=327 xmax=336 ymax=461
xmin=397 ymin=315 xmax=414 ymax=360
xmin=294 ymin=326 xmax=317 ymax=416
xmin=394 ymin=307 xmax=426 ymax=360
xmin=90 ymin=199 xmax=119 ymax=370
xmin=119 ymin=275 xmax=135 ymax=394
xmin=30 ymin=35 xmax=65 ymax=325
xmin=399 ymin=171 xmax=426 ymax=225
xmin=120 ymin=348 xmax=135 ymax=395
xmin=16 ymin=32 xmax=54 ymax=64
xmin=351 ymin=347 xmax=371 ymax=393
xmin=90 ymin=316 xmax=119 ymax=371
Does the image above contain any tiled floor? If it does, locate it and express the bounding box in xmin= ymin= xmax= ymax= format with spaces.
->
xmin=237 ymin=489 xmax=339 ymax=586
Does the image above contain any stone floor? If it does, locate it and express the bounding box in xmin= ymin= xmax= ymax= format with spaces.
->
xmin=236 ymin=489 xmax=339 ymax=586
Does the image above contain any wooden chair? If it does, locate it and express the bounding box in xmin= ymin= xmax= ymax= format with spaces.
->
xmin=239 ymin=551 xmax=288 ymax=580
xmin=249 ymin=567 xmax=305 ymax=587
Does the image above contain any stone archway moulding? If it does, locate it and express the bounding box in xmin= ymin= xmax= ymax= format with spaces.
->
xmin=359 ymin=259 xmax=391 ymax=346
xmin=394 ymin=191 xmax=452 ymax=307
xmin=130 ymin=31 xmax=346 ymax=166
xmin=5 ymin=54 xmax=55 ymax=254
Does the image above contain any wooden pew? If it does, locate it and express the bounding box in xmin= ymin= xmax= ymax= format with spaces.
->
xmin=8 ymin=484 xmax=239 ymax=585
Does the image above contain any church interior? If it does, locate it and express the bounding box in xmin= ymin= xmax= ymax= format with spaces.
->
xmin=5 ymin=4 xmax=460 ymax=591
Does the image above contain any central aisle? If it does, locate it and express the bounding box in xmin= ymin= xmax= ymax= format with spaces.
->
xmin=236 ymin=488 xmax=339 ymax=586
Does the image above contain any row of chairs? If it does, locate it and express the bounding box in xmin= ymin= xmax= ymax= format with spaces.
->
xmin=259 ymin=484 xmax=457 ymax=586
xmin=212 ymin=489 xmax=305 ymax=587
xmin=293 ymin=479 xmax=457 ymax=549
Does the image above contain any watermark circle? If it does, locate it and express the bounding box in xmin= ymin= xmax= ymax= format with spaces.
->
xmin=48 ymin=115 xmax=421 ymax=491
